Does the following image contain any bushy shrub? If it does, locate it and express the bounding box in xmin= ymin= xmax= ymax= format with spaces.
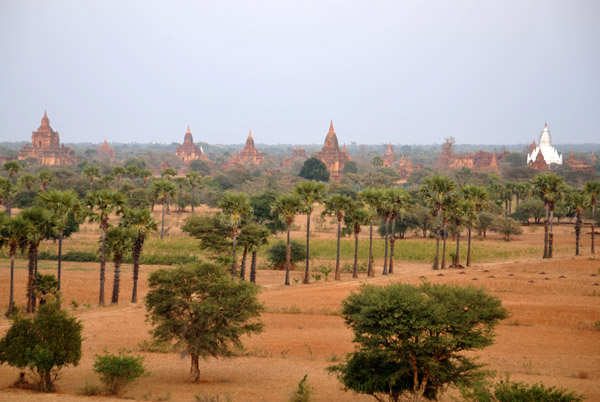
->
xmin=93 ymin=351 xmax=148 ymax=396
xmin=461 ymin=378 xmax=585 ymax=402
xmin=288 ymin=374 xmax=314 ymax=402
xmin=266 ymin=240 xmax=307 ymax=270
xmin=492 ymin=216 xmax=523 ymax=241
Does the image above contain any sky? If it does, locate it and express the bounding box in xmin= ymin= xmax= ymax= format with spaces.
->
xmin=0 ymin=0 xmax=599 ymax=145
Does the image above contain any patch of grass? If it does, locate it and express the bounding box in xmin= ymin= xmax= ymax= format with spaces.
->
xmin=244 ymin=347 xmax=271 ymax=358
xmin=138 ymin=339 xmax=182 ymax=353
xmin=194 ymin=394 xmax=233 ymax=402
xmin=77 ymin=379 xmax=103 ymax=396
xmin=325 ymin=352 xmax=340 ymax=362
xmin=267 ymin=305 xmax=303 ymax=314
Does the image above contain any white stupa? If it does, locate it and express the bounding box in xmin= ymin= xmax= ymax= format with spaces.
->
xmin=526 ymin=122 xmax=562 ymax=165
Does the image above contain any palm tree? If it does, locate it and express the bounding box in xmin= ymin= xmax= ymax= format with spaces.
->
xmin=514 ymin=182 xmax=532 ymax=207
xmin=100 ymin=174 xmax=114 ymax=190
xmin=20 ymin=207 xmax=57 ymax=313
xmin=0 ymin=178 xmax=15 ymax=217
xmin=237 ymin=222 xmax=269 ymax=281
xmin=322 ymin=194 xmax=352 ymax=280
xmin=343 ymin=202 xmax=372 ymax=278
xmin=451 ymin=199 xmax=476 ymax=267
xmin=248 ymin=224 xmax=270 ymax=283
xmin=0 ymin=215 xmax=29 ymax=315
xmin=218 ymin=192 xmax=253 ymax=277
xmin=86 ymin=190 xmax=127 ymax=306
xmin=271 ymin=193 xmax=303 ymax=285
xmin=584 ymin=181 xmax=600 ymax=254
xmin=3 ymin=161 xmax=22 ymax=184
xmin=565 ymin=189 xmax=587 ymax=256
xmin=38 ymin=190 xmax=84 ymax=291
xmin=504 ymin=182 xmax=517 ymax=214
xmin=385 ymin=188 xmax=412 ymax=274
xmin=151 ymin=180 xmax=177 ymax=239
xmin=293 ymin=181 xmax=327 ymax=284
xmin=112 ymin=166 xmax=127 ymax=190
xmin=126 ymin=165 xmax=139 ymax=183
xmin=440 ymin=193 xmax=458 ymax=269
xmin=161 ymin=167 xmax=177 ymax=181
xmin=37 ymin=170 xmax=53 ymax=192
xmin=533 ymin=174 xmax=566 ymax=258
xmin=186 ymin=171 xmax=201 ymax=213
xmin=419 ymin=176 xmax=457 ymax=269
xmin=105 ymin=227 xmax=133 ymax=304
xmin=120 ymin=208 xmax=157 ymax=302
xmin=140 ymin=169 xmax=153 ymax=187
xmin=461 ymin=185 xmax=488 ymax=267
xmin=173 ymin=177 xmax=187 ymax=212
xmin=83 ymin=165 xmax=101 ymax=190
xmin=359 ymin=188 xmax=385 ymax=277
xmin=19 ymin=174 xmax=36 ymax=192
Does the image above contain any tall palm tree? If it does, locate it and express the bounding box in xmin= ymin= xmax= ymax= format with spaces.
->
xmin=0 ymin=215 xmax=29 ymax=315
xmin=440 ymin=193 xmax=458 ymax=269
xmin=112 ymin=166 xmax=127 ymax=190
xmin=126 ymin=165 xmax=139 ymax=183
xmin=3 ymin=161 xmax=22 ymax=184
xmin=271 ymin=193 xmax=302 ymax=285
xmin=186 ymin=171 xmax=201 ymax=213
xmin=20 ymin=207 xmax=57 ymax=313
xmin=461 ymin=185 xmax=488 ymax=267
xmin=419 ymin=176 xmax=457 ymax=269
xmin=293 ymin=181 xmax=327 ymax=284
xmin=248 ymin=224 xmax=270 ymax=283
xmin=451 ymin=199 xmax=476 ymax=267
xmin=19 ymin=174 xmax=36 ymax=192
xmin=514 ymin=182 xmax=532 ymax=207
xmin=343 ymin=202 xmax=372 ymax=278
xmin=322 ymin=194 xmax=352 ymax=280
xmin=218 ymin=192 xmax=253 ymax=277
xmin=161 ymin=167 xmax=177 ymax=181
xmin=237 ymin=222 xmax=269 ymax=281
xmin=359 ymin=188 xmax=385 ymax=277
xmin=173 ymin=177 xmax=187 ymax=212
xmin=385 ymin=188 xmax=412 ymax=274
xmin=151 ymin=180 xmax=177 ymax=239
xmin=120 ymin=208 xmax=157 ymax=302
xmin=565 ymin=189 xmax=587 ymax=256
xmin=0 ymin=178 xmax=15 ymax=217
xmin=504 ymin=182 xmax=517 ymax=214
xmin=86 ymin=190 xmax=127 ymax=306
xmin=83 ymin=165 xmax=101 ymax=190
xmin=38 ymin=190 xmax=84 ymax=291
xmin=584 ymin=181 xmax=600 ymax=254
xmin=37 ymin=170 xmax=53 ymax=192
xmin=533 ymin=174 xmax=566 ymax=258
xmin=140 ymin=169 xmax=153 ymax=187
xmin=105 ymin=227 xmax=134 ymax=304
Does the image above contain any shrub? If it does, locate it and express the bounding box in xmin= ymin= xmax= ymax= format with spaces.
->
xmin=77 ymin=379 xmax=103 ymax=396
xmin=460 ymin=377 xmax=585 ymax=402
xmin=492 ymin=216 xmax=523 ymax=241
xmin=266 ymin=240 xmax=307 ymax=270
xmin=288 ymin=374 xmax=314 ymax=402
xmin=93 ymin=351 xmax=148 ymax=396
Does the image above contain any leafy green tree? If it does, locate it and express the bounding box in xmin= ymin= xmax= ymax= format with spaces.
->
xmin=460 ymin=377 xmax=584 ymax=402
xmin=126 ymin=164 xmax=139 ymax=183
xmin=94 ymin=351 xmax=148 ymax=396
xmin=86 ymin=190 xmax=127 ymax=306
xmin=99 ymin=174 xmax=114 ymax=190
xmin=190 ymin=159 xmax=213 ymax=176
xmin=328 ymin=282 xmax=507 ymax=402
xmin=294 ymin=181 xmax=327 ymax=284
xmin=250 ymin=190 xmax=286 ymax=233
xmin=218 ymin=192 xmax=253 ymax=276
xmin=476 ymin=211 xmax=495 ymax=240
xmin=19 ymin=173 xmax=36 ymax=192
xmin=533 ymin=174 xmax=566 ymax=258
xmin=584 ymin=180 xmax=600 ymax=254
xmin=83 ymin=165 xmax=101 ymax=190
xmin=492 ymin=216 xmax=523 ymax=241
xmin=182 ymin=214 xmax=232 ymax=257
xmin=145 ymin=263 xmax=263 ymax=382
xmin=371 ymin=155 xmax=383 ymax=169
xmin=266 ymin=240 xmax=306 ymax=270
xmin=299 ymin=157 xmax=329 ymax=182
xmin=344 ymin=202 xmax=372 ymax=278
xmin=271 ymin=193 xmax=303 ymax=285
xmin=160 ymin=167 xmax=177 ymax=181
xmin=37 ymin=170 xmax=54 ymax=192
xmin=140 ymin=169 xmax=153 ymax=187
xmin=323 ymin=194 xmax=353 ymax=280
xmin=342 ymin=161 xmax=358 ymax=174
xmin=0 ymin=215 xmax=29 ymax=315
xmin=3 ymin=160 xmax=22 ymax=184
xmin=511 ymin=198 xmax=545 ymax=224
xmin=0 ymin=302 xmax=83 ymax=392
xmin=112 ymin=166 xmax=127 ymax=190
xmin=105 ymin=227 xmax=134 ymax=304
xmin=513 ymin=181 xmax=532 ymax=206
xmin=360 ymin=188 xmax=385 ymax=277
xmin=151 ymin=180 xmax=177 ymax=239
xmin=33 ymin=273 xmax=59 ymax=306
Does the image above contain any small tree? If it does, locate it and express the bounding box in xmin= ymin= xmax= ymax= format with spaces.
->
xmin=492 ymin=216 xmax=523 ymax=241
xmin=266 ymin=240 xmax=307 ymax=270
xmin=93 ymin=351 xmax=148 ymax=396
xmin=299 ymin=158 xmax=330 ymax=182
xmin=460 ymin=377 xmax=585 ymax=402
xmin=329 ymin=282 xmax=507 ymax=402
xmin=0 ymin=302 xmax=83 ymax=392
xmin=145 ymin=263 xmax=264 ymax=382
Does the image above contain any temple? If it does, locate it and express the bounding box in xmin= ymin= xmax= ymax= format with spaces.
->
xmin=97 ymin=140 xmax=115 ymax=162
xmin=382 ymin=143 xmax=396 ymax=167
xmin=223 ymin=130 xmax=264 ymax=168
xmin=314 ymin=121 xmax=351 ymax=181
xmin=175 ymin=125 xmax=209 ymax=163
xmin=18 ymin=111 xmax=77 ymax=166
xmin=397 ymin=154 xmax=414 ymax=180
xmin=282 ymin=146 xmax=308 ymax=168
xmin=527 ymin=122 xmax=562 ymax=166
xmin=437 ymin=139 xmax=507 ymax=171
xmin=565 ymin=151 xmax=595 ymax=172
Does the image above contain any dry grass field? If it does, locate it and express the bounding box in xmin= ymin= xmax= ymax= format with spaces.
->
xmin=1 ymin=209 xmax=599 ymax=401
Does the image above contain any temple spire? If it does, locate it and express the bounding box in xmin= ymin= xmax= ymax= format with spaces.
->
xmin=329 ymin=120 xmax=334 ymax=133
xmin=248 ymin=129 xmax=253 ymax=139
xmin=186 ymin=125 xmax=191 ymax=134
xmin=41 ymin=110 xmax=50 ymax=127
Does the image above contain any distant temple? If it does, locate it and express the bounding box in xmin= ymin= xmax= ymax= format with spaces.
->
xmin=97 ymin=140 xmax=115 ymax=162
xmin=282 ymin=146 xmax=308 ymax=168
xmin=527 ymin=122 xmax=562 ymax=167
xmin=565 ymin=151 xmax=595 ymax=172
xmin=397 ymin=154 xmax=414 ymax=179
xmin=18 ymin=111 xmax=77 ymax=166
xmin=382 ymin=143 xmax=396 ymax=167
xmin=223 ymin=130 xmax=264 ymax=169
xmin=175 ymin=125 xmax=209 ymax=164
xmin=436 ymin=139 xmax=507 ymax=171
xmin=314 ymin=121 xmax=351 ymax=181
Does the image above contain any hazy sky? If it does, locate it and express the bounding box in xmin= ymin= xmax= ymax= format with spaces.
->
xmin=1 ymin=0 xmax=598 ymax=145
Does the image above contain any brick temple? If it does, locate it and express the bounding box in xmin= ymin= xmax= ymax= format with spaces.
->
xmin=382 ymin=143 xmax=396 ymax=167
xmin=397 ymin=154 xmax=414 ymax=179
xmin=437 ymin=139 xmax=507 ymax=171
xmin=97 ymin=140 xmax=115 ymax=162
xmin=18 ymin=111 xmax=77 ymax=166
xmin=223 ymin=130 xmax=264 ymax=168
xmin=315 ymin=121 xmax=351 ymax=181
xmin=282 ymin=146 xmax=308 ymax=168
xmin=175 ymin=125 xmax=209 ymax=164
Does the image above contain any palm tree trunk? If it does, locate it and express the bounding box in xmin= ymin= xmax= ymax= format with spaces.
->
xmin=543 ymin=205 xmax=549 ymax=258
xmin=33 ymin=256 xmax=38 ymax=312
xmin=368 ymin=222 xmax=374 ymax=277
xmin=285 ymin=226 xmax=291 ymax=286
xmin=434 ymin=209 xmax=441 ymax=269
xmin=131 ymin=237 xmax=143 ymax=303
xmin=191 ymin=187 xmax=195 ymax=213
xmin=466 ymin=227 xmax=472 ymax=267
xmin=26 ymin=244 xmax=36 ymax=313
xmin=99 ymin=229 xmax=107 ymax=306
xmin=57 ymin=231 xmax=63 ymax=292
xmin=231 ymin=233 xmax=238 ymax=277
xmin=8 ymin=251 xmax=16 ymax=315
xmin=190 ymin=353 xmax=200 ymax=382
xmin=549 ymin=209 xmax=554 ymax=258
xmin=455 ymin=224 xmax=461 ymax=267
xmin=335 ymin=219 xmax=342 ymax=280
xmin=111 ymin=255 xmax=121 ymax=304
xmin=250 ymin=251 xmax=258 ymax=283
xmin=303 ymin=213 xmax=311 ymax=284
xmin=383 ymin=217 xmax=389 ymax=275
xmin=509 ymin=199 xmax=512 ymax=214
xmin=353 ymin=231 xmax=359 ymax=278
xmin=441 ymin=223 xmax=448 ymax=269
xmin=160 ymin=201 xmax=166 ymax=239
xmin=6 ymin=197 xmax=12 ymax=217
xmin=592 ymin=205 xmax=596 ymax=254
xmin=389 ymin=216 xmax=396 ymax=274
xmin=240 ymin=245 xmax=248 ymax=280
xmin=575 ymin=210 xmax=581 ymax=256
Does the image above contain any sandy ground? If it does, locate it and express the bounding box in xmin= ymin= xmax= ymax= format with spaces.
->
xmin=1 ymin=224 xmax=600 ymax=401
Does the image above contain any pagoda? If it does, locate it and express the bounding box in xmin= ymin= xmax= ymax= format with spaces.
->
xmin=382 ymin=143 xmax=396 ymax=167
xmin=97 ymin=140 xmax=115 ymax=162
xmin=397 ymin=154 xmax=414 ymax=179
xmin=175 ymin=125 xmax=209 ymax=163
xmin=527 ymin=122 xmax=562 ymax=166
xmin=314 ymin=121 xmax=351 ymax=181
xmin=223 ymin=130 xmax=264 ymax=168
xmin=282 ymin=146 xmax=308 ymax=168
xmin=18 ymin=111 xmax=77 ymax=166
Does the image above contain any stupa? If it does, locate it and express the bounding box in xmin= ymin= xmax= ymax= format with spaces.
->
xmin=223 ymin=130 xmax=264 ymax=168
xmin=175 ymin=125 xmax=209 ymax=163
xmin=527 ymin=122 xmax=562 ymax=166
xmin=18 ymin=111 xmax=77 ymax=166
xmin=382 ymin=143 xmax=396 ymax=167
xmin=314 ymin=121 xmax=351 ymax=181
xmin=97 ymin=140 xmax=115 ymax=161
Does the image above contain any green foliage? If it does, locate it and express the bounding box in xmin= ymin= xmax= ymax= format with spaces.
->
xmin=266 ymin=240 xmax=307 ymax=269
xmin=342 ymin=161 xmax=358 ymax=174
xmin=299 ymin=158 xmax=330 ymax=182
xmin=288 ymin=374 xmax=314 ymax=402
xmin=459 ymin=377 xmax=585 ymax=402
xmin=511 ymin=198 xmax=545 ymax=223
xmin=144 ymin=263 xmax=264 ymax=381
xmin=329 ymin=282 xmax=508 ymax=402
xmin=34 ymin=273 xmax=59 ymax=305
xmin=0 ymin=302 xmax=83 ymax=392
xmin=492 ymin=216 xmax=523 ymax=241
xmin=182 ymin=214 xmax=233 ymax=256
xmin=93 ymin=350 xmax=148 ymax=396
xmin=190 ymin=159 xmax=213 ymax=176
